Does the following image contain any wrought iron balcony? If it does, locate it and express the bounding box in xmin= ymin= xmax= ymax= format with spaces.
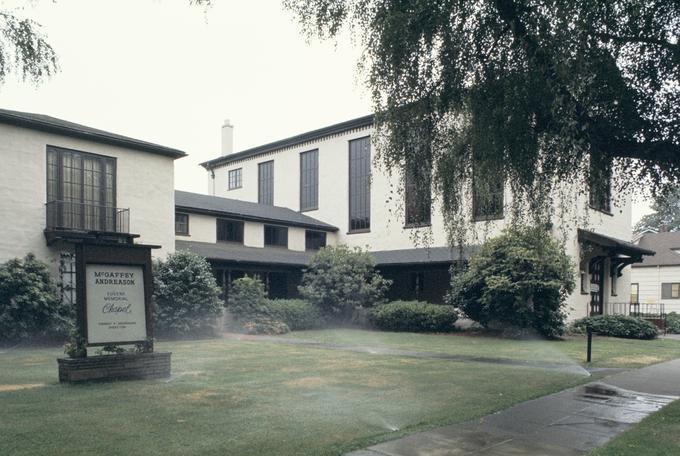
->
xmin=45 ymin=200 xmax=130 ymax=235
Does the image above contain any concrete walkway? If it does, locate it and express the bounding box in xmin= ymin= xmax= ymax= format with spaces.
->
xmin=346 ymin=359 xmax=680 ymax=456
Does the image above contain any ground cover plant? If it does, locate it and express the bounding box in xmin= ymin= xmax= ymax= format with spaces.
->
xmin=448 ymin=226 xmax=575 ymax=338
xmin=370 ymin=301 xmax=458 ymax=333
xmin=570 ymin=315 xmax=658 ymax=340
xmin=153 ymin=251 xmax=222 ymax=338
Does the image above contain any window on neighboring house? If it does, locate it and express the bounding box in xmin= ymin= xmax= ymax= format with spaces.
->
xmin=589 ymin=160 xmax=612 ymax=213
xmin=264 ymin=224 xmax=288 ymax=248
xmin=216 ymin=218 xmax=244 ymax=243
xmin=228 ymin=168 xmax=242 ymax=190
xmin=300 ymin=149 xmax=319 ymax=211
xmin=472 ymin=168 xmax=504 ymax=221
xmin=305 ymin=230 xmax=327 ymax=251
xmin=630 ymin=283 xmax=639 ymax=304
xmin=46 ymin=145 xmax=116 ymax=232
xmin=258 ymin=160 xmax=274 ymax=205
xmin=349 ymin=136 xmax=371 ymax=232
xmin=661 ymin=282 xmax=680 ymax=299
xmin=175 ymin=212 xmax=189 ymax=235
xmin=404 ymin=161 xmax=432 ymax=227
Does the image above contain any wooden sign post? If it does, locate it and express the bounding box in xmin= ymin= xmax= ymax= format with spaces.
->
xmin=58 ymin=242 xmax=171 ymax=383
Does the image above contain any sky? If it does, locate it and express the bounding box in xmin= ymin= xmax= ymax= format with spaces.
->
xmin=0 ymin=0 xmax=652 ymax=223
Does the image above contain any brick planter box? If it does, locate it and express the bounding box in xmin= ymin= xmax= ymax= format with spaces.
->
xmin=58 ymin=352 xmax=171 ymax=383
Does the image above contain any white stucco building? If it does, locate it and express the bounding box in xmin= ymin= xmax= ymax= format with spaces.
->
xmin=175 ymin=115 xmax=652 ymax=320
xmin=0 ymin=108 xmax=185 ymax=288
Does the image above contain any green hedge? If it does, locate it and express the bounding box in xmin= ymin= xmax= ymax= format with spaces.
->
xmin=570 ymin=315 xmax=658 ymax=340
xmin=265 ymin=299 xmax=324 ymax=330
xmin=666 ymin=312 xmax=680 ymax=334
xmin=370 ymin=301 xmax=458 ymax=333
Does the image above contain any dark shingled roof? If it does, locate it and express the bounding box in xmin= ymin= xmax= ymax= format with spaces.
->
xmin=175 ymin=191 xmax=339 ymax=232
xmin=577 ymin=229 xmax=655 ymax=258
xmin=632 ymin=232 xmax=680 ymax=267
xmin=0 ymin=108 xmax=186 ymax=158
xmin=176 ymin=240 xmax=472 ymax=267
xmin=200 ymin=114 xmax=374 ymax=168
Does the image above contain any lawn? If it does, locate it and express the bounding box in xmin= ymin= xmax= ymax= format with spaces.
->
xmin=1 ymin=331 xmax=679 ymax=455
xmin=590 ymin=398 xmax=680 ymax=456
xmin=286 ymin=329 xmax=680 ymax=368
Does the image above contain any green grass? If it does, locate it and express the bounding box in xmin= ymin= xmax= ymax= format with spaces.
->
xmin=2 ymin=330 xmax=679 ymax=455
xmin=287 ymin=329 xmax=680 ymax=368
xmin=590 ymin=399 xmax=680 ymax=456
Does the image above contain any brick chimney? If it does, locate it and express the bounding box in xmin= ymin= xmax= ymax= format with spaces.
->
xmin=221 ymin=119 xmax=234 ymax=156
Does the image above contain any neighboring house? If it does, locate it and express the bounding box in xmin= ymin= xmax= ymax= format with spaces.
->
xmin=631 ymin=231 xmax=680 ymax=313
xmin=184 ymin=115 xmax=652 ymax=320
xmin=0 ymin=108 xmax=185 ymax=290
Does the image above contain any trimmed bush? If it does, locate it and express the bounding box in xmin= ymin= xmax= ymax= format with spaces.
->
xmin=227 ymin=277 xmax=269 ymax=320
xmin=666 ymin=312 xmax=680 ymax=334
xmin=447 ymin=226 xmax=574 ymax=338
xmin=266 ymin=299 xmax=324 ymax=330
xmin=570 ymin=315 xmax=658 ymax=340
xmin=0 ymin=254 xmax=69 ymax=341
xmin=299 ymin=245 xmax=392 ymax=321
xmin=370 ymin=301 xmax=458 ymax=333
xmin=153 ymin=251 xmax=223 ymax=338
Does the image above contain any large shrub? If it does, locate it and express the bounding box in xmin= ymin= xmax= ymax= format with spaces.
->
xmin=447 ymin=226 xmax=574 ymax=338
xmin=153 ymin=251 xmax=222 ymax=338
xmin=666 ymin=312 xmax=680 ymax=334
xmin=570 ymin=315 xmax=658 ymax=340
xmin=370 ymin=301 xmax=458 ymax=333
xmin=299 ymin=245 xmax=392 ymax=321
xmin=266 ymin=299 xmax=324 ymax=330
xmin=0 ymin=254 xmax=69 ymax=340
xmin=226 ymin=277 xmax=291 ymax=335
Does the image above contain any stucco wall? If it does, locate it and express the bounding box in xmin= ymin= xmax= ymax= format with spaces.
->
xmin=0 ymin=123 xmax=177 ymax=275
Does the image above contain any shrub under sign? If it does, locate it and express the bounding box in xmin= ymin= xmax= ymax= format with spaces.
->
xmin=58 ymin=243 xmax=171 ymax=383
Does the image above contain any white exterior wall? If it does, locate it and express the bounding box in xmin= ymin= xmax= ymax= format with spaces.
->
xmin=631 ymin=266 xmax=680 ymax=313
xmin=209 ymin=125 xmax=633 ymax=321
xmin=0 ymin=123 xmax=177 ymax=275
xmin=176 ymin=213 xmax=216 ymax=244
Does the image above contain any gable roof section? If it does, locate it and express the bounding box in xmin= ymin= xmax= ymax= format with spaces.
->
xmin=0 ymin=108 xmax=186 ymax=159
xmin=175 ymin=190 xmax=338 ymax=232
xmin=200 ymin=114 xmax=374 ymax=169
xmin=632 ymin=232 xmax=680 ymax=267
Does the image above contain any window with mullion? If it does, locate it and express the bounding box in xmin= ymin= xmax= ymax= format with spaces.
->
xmin=472 ymin=167 xmax=504 ymax=221
xmin=404 ymin=161 xmax=432 ymax=226
xmin=258 ymin=160 xmax=274 ymax=205
xmin=217 ymin=218 xmax=244 ymax=243
xmin=589 ymin=161 xmax=612 ymax=213
xmin=228 ymin=168 xmax=242 ymax=190
xmin=175 ymin=213 xmax=189 ymax=235
xmin=305 ymin=230 xmax=326 ymax=250
xmin=349 ymin=137 xmax=371 ymax=232
xmin=300 ymin=149 xmax=319 ymax=211
xmin=264 ymin=224 xmax=288 ymax=248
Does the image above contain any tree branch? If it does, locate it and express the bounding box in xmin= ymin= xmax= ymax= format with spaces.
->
xmin=595 ymin=32 xmax=680 ymax=55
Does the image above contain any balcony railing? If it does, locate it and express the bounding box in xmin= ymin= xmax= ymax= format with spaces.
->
xmin=46 ymin=200 xmax=130 ymax=234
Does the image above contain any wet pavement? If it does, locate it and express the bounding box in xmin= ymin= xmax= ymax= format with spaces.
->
xmin=346 ymin=359 xmax=680 ymax=455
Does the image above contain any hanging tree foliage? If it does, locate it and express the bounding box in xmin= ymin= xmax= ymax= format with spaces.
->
xmin=284 ymin=0 xmax=680 ymax=242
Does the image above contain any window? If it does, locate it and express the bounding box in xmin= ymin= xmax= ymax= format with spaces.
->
xmin=589 ymin=161 xmax=612 ymax=213
xmin=175 ymin=212 xmax=189 ymax=235
xmin=264 ymin=225 xmax=288 ymax=247
xmin=404 ymin=162 xmax=431 ymax=226
xmin=216 ymin=218 xmax=244 ymax=243
xmin=305 ymin=230 xmax=327 ymax=251
xmin=300 ymin=149 xmax=319 ymax=211
xmin=630 ymin=283 xmax=639 ymax=304
xmin=46 ymin=146 xmax=116 ymax=231
xmin=349 ymin=136 xmax=371 ymax=232
xmin=472 ymin=169 xmax=504 ymax=221
xmin=228 ymin=168 xmax=242 ymax=190
xmin=661 ymin=283 xmax=680 ymax=299
xmin=258 ymin=160 xmax=274 ymax=205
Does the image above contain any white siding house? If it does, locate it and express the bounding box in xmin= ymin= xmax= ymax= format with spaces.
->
xmin=0 ymin=108 xmax=185 ymax=285
xmin=178 ymin=115 xmax=650 ymax=319
xmin=631 ymin=232 xmax=680 ymax=314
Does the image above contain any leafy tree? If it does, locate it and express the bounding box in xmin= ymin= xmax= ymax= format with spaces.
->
xmin=447 ymin=226 xmax=574 ymax=338
xmin=299 ymin=245 xmax=392 ymax=321
xmin=634 ymin=188 xmax=680 ymax=233
xmin=285 ymin=1 xmax=680 ymax=235
xmin=153 ymin=251 xmax=222 ymax=338
xmin=0 ymin=253 xmax=69 ymax=340
xmin=226 ymin=276 xmax=269 ymax=321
